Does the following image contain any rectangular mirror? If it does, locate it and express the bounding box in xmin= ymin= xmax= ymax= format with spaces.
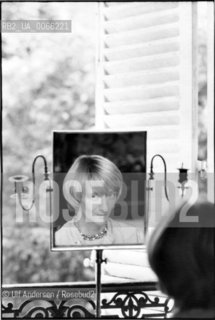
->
xmin=51 ymin=130 xmax=147 ymax=250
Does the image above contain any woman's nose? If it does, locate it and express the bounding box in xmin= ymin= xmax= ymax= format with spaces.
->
xmin=100 ymin=196 xmax=108 ymax=211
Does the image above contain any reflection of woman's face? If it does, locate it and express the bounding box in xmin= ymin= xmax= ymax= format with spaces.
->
xmin=80 ymin=180 xmax=117 ymax=225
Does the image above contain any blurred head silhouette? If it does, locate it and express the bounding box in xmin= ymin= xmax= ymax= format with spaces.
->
xmin=148 ymin=200 xmax=215 ymax=313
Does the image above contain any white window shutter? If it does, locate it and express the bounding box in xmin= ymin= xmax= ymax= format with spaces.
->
xmin=207 ymin=2 xmax=214 ymax=202
xmin=96 ymin=2 xmax=198 ymax=173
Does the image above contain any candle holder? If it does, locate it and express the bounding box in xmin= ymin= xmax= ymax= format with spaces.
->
xmin=148 ymin=154 xmax=169 ymax=201
xmin=145 ymin=154 xmax=169 ymax=235
xmin=9 ymin=155 xmax=52 ymax=211
xmin=177 ymin=163 xmax=189 ymax=198
xmin=9 ymin=175 xmax=29 ymax=199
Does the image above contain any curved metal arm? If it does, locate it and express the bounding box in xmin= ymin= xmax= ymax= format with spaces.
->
xmin=149 ymin=154 xmax=169 ymax=202
xmin=18 ymin=155 xmax=49 ymax=211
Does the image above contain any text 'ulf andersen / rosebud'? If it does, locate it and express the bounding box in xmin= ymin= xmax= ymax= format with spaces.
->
xmin=7 ymin=289 xmax=95 ymax=299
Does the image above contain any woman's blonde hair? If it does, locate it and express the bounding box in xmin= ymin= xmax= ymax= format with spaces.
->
xmin=63 ymin=155 xmax=123 ymax=211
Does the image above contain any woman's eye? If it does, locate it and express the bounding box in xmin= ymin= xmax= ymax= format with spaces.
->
xmin=92 ymin=194 xmax=98 ymax=198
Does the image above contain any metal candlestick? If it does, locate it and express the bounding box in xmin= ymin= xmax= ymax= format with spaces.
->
xmin=177 ymin=163 xmax=189 ymax=197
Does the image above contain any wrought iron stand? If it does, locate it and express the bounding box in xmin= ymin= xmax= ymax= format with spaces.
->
xmin=95 ymin=249 xmax=107 ymax=318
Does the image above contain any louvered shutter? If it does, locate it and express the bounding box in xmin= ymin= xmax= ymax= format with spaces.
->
xmin=96 ymin=2 xmax=198 ymax=173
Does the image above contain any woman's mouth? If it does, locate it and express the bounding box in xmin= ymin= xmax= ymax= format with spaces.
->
xmin=95 ymin=211 xmax=108 ymax=216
